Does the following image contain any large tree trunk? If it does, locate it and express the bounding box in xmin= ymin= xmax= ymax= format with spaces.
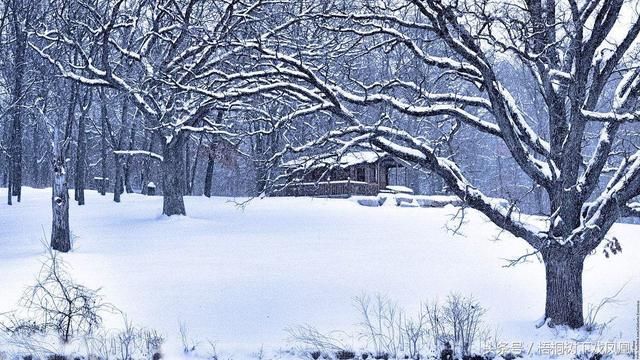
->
xmin=10 ymin=8 xmax=26 ymax=202
xmin=162 ymin=139 xmax=186 ymax=216
xmin=51 ymin=82 xmax=76 ymax=252
xmin=542 ymin=248 xmax=587 ymax=328
xmin=51 ymin=156 xmax=71 ymax=252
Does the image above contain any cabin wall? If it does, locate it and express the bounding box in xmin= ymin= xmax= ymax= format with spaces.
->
xmin=367 ymin=166 xmax=377 ymax=184
xmin=279 ymin=156 xmax=435 ymax=196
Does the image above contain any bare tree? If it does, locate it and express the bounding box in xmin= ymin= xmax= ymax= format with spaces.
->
xmin=258 ymin=0 xmax=640 ymax=328
xmin=30 ymin=0 xmax=298 ymax=215
xmin=98 ymin=88 xmax=108 ymax=196
xmin=203 ymin=141 xmax=217 ymax=198
xmin=3 ymin=0 xmax=30 ymax=204
xmin=74 ymin=88 xmax=92 ymax=206
xmin=50 ymin=81 xmax=76 ymax=252
xmin=21 ymin=248 xmax=107 ymax=342
xmin=9 ymin=0 xmax=638 ymax=329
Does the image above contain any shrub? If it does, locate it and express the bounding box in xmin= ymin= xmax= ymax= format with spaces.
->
xmin=291 ymin=293 xmax=488 ymax=359
xmin=85 ymin=321 xmax=165 ymax=360
xmin=21 ymin=249 xmax=110 ymax=343
xmin=440 ymin=342 xmax=454 ymax=360
xmin=373 ymin=352 xmax=389 ymax=360
xmin=0 ymin=314 xmax=44 ymax=338
xmin=1 ymin=249 xmax=164 ymax=360
xmin=463 ymin=355 xmax=488 ymax=360
xmin=574 ymin=352 xmax=607 ymax=360
xmin=336 ymin=350 xmax=356 ymax=359
xmin=355 ymin=294 xmax=406 ymax=357
xmin=501 ymin=353 xmax=522 ymax=360
xmin=426 ymin=294 xmax=487 ymax=357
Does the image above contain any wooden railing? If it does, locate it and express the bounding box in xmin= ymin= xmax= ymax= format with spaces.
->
xmin=271 ymin=180 xmax=379 ymax=197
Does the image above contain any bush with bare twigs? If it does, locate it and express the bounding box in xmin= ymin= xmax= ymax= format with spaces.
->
xmin=84 ymin=316 xmax=165 ymax=360
xmin=19 ymin=248 xmax=111 ymax=343
xmin=289 ymin=293 xmax=489 ymax=360
xmin=0 ymin=248 xmax=165 ymax=360
xmin=425 ymin=293 xmax=487 ymax=357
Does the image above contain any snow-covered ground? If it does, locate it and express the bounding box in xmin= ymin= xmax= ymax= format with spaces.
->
xmin=0 ymin=188 xmax=638 ymax=359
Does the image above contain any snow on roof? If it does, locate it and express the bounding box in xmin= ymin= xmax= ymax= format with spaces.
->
xmin=282 ymin=150 xmax=388 ymax=169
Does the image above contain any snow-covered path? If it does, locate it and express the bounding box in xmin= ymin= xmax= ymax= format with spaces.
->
xmin=0 ymin=188 xmax=637 ymax=358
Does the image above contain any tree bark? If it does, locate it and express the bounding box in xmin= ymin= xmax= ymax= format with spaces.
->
xmin=75 ymin=114 xmax=87 ymax=205
xmin=10 ymin=6 xmax=26 ymax=202
xmin=253 ymin=131 xmax=266 ymax=196
xmin=542 ymin=248 xmax=587 ymax=328
xmin=99 ymin=89 xmax=108 ymax=195
xmin=162 ymin=139 xmax=186 ymax=216
xmin=113 ymin=154 xmax=123 ymax=202
xmin=124 ymin=119 xmax=136 ymax=193
xmin=6 ymin=164 xmax=12 ymax=205
xmin=31 ymin=120 xmax=41 ymax=187
xmin=203 ymin=146 xmax=215 ymax=198
xmin=535 ymin=186 xmax=544 ymax=215
xmin=187 ymin=135 xmax=203 ymax=195
xmin=184 ymin=140 xmax=192 ymax=194
xmin=141 ymin=136 xmax=152 ymax=195
xmin=51 ymin=82 xmax=76 ymax=252
xmin=51 ymin=156 xmax=71 ymax=252
xmin=124 ymin=163 xmax=133 ymax=193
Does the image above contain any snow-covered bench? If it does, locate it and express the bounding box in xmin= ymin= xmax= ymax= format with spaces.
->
xmin=354 ymin=194 xmax=464 ymax=208
xmin=414 ymin=195 xmax=463 ymax=208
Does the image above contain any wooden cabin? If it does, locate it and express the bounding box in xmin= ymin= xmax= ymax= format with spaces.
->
xmin=274 ymin=150 xmax=412 ymax=197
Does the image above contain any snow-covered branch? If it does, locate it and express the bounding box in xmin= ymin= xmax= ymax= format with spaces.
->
xmin=113 ymin=150 xmax=163 ymax=162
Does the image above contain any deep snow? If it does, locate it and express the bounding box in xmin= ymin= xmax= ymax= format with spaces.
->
xmin=0 ymin=188 xmax=638 ymax=359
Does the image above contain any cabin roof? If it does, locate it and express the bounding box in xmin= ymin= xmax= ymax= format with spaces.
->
xmin=282 ymin=150 xmax=389 ymax=169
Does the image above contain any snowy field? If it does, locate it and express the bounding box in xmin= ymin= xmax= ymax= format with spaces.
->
xmin=0 ymin=188 xmax=638 ymax=359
